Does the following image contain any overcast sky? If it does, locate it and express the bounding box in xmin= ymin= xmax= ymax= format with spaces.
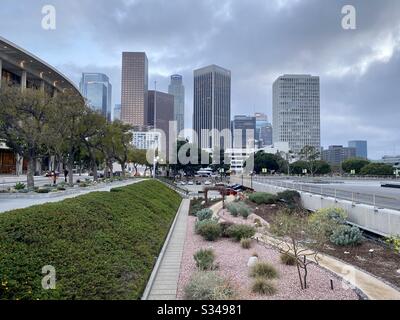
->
xmin=1 ymin=0 xmax=399 ymax=159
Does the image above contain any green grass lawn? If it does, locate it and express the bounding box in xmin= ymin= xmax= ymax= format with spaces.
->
xmin=0 ymin=180 xmax=181 ymax=300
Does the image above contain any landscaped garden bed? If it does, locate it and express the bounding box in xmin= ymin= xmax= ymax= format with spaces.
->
xmin=177 ymin=214 xmax=360 ymax=300
xmin=177 ymin=193 xmax=365 ymax=300
xmin=0 ymin=180 xmax=181 ymax=300
xmin=243 ymin=192 xmax=400 ymax=290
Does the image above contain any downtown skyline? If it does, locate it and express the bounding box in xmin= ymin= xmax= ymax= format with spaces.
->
xmin=1 ymin=0 xmax=400 ymax=159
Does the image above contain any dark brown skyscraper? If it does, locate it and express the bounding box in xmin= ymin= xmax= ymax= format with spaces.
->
xmin=148 ymin=90 xmax=174 ymax=160
xmin=121 ymin=52 xmax=148 ymax=126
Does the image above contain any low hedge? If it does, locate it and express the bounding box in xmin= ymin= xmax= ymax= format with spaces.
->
xmin=0 ymin=180 xmax=181 ymax=300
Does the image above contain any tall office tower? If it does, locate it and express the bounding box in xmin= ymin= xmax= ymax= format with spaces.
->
xmin=255 ymin=113 xmax=273 ymax=147
xmin=322 ymin=145 xmax=356 ymax=165
xmin=168 ymin=74 xmax=185 ymax=135
xmin=348 ymin=140 xmax=368 ymax=159
xmin=148 ymin=90 xmax=175 ymax=160
xmin=231 ymin=115 xmax=256 ymax=149
xmin=113 ymin=104 xmax=121 ymax=121
xmin=79 ymin=73 xmax=112 ymax=121
xmin=273 ymin=74 xmax=320 ymax=154
xmin=121 ymin=52 xmax=148 ymax=126
xmin=193 ymin=65 xmax=231 ymax=150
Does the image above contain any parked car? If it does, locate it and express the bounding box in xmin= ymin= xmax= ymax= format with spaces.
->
xmin=204 ymin=181 xmax=212 ymax=186
xmin=180 ymin=181 xmax=187 ymax=186
xmin=224 ymin=188 xmax=238 ymax=196
xmin=188 ymin=181 xmax=194 ymax=185
xmin=195 ymin=181 xmax=202 ymax=185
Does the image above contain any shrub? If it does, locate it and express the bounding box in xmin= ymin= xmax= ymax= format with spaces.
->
xmin=251 ymin=278 xmax=277 ymax=296
xmin=14 ymin=182 xmax=26 ymax=191
xmin=79 ymin=182 xmax=89 ymax=188
xmin=240 ymin=238 xmax=252 ymax=249
xmin=220 ymin=221 xmax=234 ymax=237
xmin=184 ymin=272 xmax=236 ymax=300
xmin=226 ymin=203 xmax=239 ymax=217
xmin=249 ymin=192 xmax=277 ymax=205
xmin=254 ymin=218 xmax=262 ymax=228
xmin=0 ymin=180 xmax=181 ymax=299
xmin=309 ymin=207 xmax=348 ymax=237
xmin=35 ymin=188 xmax=50 ymax=194
xmin=250 ymin=262 xmax=278 ymax=279
xmin=195 ymin=220 xmax=222 ymax=241
xmin=280 ymin=253 xmax=296 ymax=266
xmin=57 ymin=187 xmax=66 ymax=191
xmin=330 ymin=225 xmax=363 ymax=246
xmin=276 ymin=190 xmax=301 ymax=207
xmin=226 ymin=224 xmax=256 ymax=241
xmin=194 ymin=249 xmax=217 ymax=270
xmin=227 ymin=202 xmax=251 ymax=219
xmin=196 ymin=209 xmax=213 ymax=221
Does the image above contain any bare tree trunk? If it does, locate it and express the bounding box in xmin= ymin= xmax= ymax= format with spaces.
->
xmin=92 ymin=161 xmax=98 ymax=182
xmin=68 ymin=158 xmax=74 ymax=187
xmin=121 ymin=161 xmax=126 ymax=177
xmin=27 ymin=157 xmax=35 ymax=189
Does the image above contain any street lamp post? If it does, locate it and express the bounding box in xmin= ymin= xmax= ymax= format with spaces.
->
xmin=153 ymin=80 xmax=157 ymax=179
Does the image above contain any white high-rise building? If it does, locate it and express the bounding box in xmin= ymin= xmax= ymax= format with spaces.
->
xmin=272 ymin=74 xmax=320 ymax=154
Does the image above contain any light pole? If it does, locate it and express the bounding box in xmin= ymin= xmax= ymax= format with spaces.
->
xmin=153 ymin=80 xmax=157 ymax=179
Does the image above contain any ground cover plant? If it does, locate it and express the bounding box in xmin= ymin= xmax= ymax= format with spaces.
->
xmin=0 ymin=180 xmax=181 ymax=300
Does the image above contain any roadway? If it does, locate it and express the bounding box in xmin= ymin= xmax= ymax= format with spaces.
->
xmin=252 ymin=176 xmax=400 ymax=211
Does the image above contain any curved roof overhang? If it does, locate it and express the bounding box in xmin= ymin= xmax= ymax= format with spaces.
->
xmin=0 ymin=36 xmax=80 ymax=95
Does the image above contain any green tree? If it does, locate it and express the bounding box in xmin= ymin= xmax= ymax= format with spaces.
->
xmin=299 ymin=146 xmax=320 ymax=176
xmin=128 ymin=148 xmax=148 ymax=176
xmin=360 ymin=163 xmax=394 ymax=176
xmin=315 ymin=160 xmax=331 ymax=175
xmin=0 ymin=86 xmax=54 ymax=188
xmin=52 ymin=91 xmax=87 ymax=186
xmin=253 ymin=151 xmax=280 ymax=174
xmin=342 ymin=158 xmax=370 ymax=174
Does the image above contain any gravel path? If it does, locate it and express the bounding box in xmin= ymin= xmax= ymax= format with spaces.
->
xmin=177 ymin=213 xmax=360 ymax=300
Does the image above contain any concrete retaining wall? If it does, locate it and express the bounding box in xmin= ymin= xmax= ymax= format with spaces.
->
xmin=231 ymin=176 xmax=400 ymax=237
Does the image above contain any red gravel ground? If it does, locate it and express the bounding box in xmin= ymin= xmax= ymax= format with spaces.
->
xmin=176 ymin=213 xmax=360 ymax=300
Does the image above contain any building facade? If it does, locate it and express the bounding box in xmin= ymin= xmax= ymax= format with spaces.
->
xmin=79 ymin=73 xmax=112 ymax=121
xmin=255 ymin=113 xmax=273 ymax=147
xmin=168 ymin=74 xmax=185 ymax=135
xmin=132 ymin=130 xmax=160 ymax=151
xmin=113 ymin=104 xmax=121 ymax=121
xmin=377 ymin=155 xmax=400 ymax=169
xmin=148 ymin=90 xmax=175 ymax=160
xmin=231 ymin=115 xmax=256 ymax=149
xmin=0 ymin=36 xmax=80 ymax=175
xmin=193 ymin=65 xmax=231 ymax=150
xmin=348 ymin=140 xmax=368 ymax=159
xmin=273 ymin=74 xmax=320 ymax=154
xmin=121 ymin=52 xmax=148 ymax=126
xmin=322 ymin=145 xmax=356 ymax=165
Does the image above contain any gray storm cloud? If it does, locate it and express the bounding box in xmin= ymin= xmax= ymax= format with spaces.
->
xmin=0 ymin=0 xmax=399 ymax=159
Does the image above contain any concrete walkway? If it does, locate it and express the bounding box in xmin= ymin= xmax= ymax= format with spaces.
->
xmin=0 ymin=179 xmax=143 ymax=213
xmin=143 ymin=199 xmax=190 ymax=300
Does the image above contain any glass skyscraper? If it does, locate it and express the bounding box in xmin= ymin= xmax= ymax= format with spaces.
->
xmin=168 ymin=74 xmax=185 ymax=136
xmin=255 ymin=113 xmax=273 ymax=147
xmin=79 ymin=73 xmax=112 ymax=121
xmin=348 ymin=140 xmax=368 ymax=159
